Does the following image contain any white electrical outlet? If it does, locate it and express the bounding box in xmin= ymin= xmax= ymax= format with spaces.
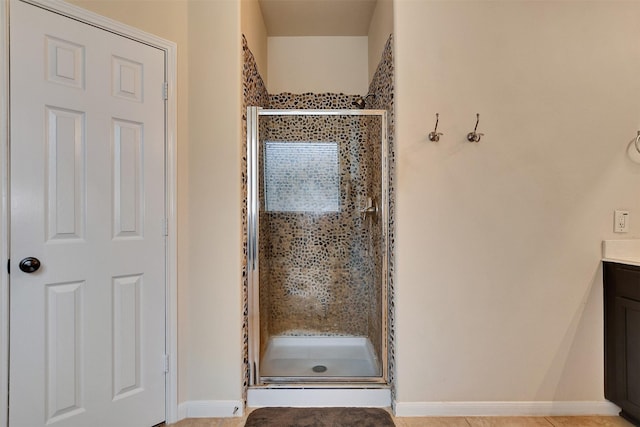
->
xmin=614 ymin=210 xmax=629 ymax=233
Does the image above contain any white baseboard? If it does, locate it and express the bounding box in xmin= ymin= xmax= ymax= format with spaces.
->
xmin=177 ymin=400 xmax=245 ymax=420
xmin=394 ymin=401 xmax=621 ymax=417
xmin=247 ymin=387 xmax=391 ymax=408
xmin=175 ymin=398 xmax=620 ymax=420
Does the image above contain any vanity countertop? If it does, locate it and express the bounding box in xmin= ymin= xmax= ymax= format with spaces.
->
xmin=602 ymin=239 xmax=640 ymax=267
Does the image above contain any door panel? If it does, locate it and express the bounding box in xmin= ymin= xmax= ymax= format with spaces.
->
xmin=113 ymin=119 xmax=144 ymax=238
xmin=45 ymin=35 xmax=85 ymax=89
xmin=112 ymin=274 xmax=142 ymax=400
xmin=45 ymin=106 xmax=86 ymax=241
xmin=9 ymin=2 xmax=166 ymax=426
xmin=45 ymin=281 xmax=85 ymax=423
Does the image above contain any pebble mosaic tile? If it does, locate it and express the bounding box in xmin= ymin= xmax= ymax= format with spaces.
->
xmin=241 ymin=34 xmax=395 ymax=396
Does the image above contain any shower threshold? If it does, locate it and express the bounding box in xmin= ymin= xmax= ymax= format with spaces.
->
xmin=259 ymin=336 xmax=383 ymax=383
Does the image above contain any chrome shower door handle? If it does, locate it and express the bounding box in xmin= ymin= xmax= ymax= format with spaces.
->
xmin=360 ymin=197 xmax=379 ymax=223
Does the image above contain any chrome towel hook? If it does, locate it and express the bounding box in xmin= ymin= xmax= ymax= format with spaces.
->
xmin=467 ymin=113 xmax=484 ymax=143
xmin=428 ymin=113 xmax=443 ymax=142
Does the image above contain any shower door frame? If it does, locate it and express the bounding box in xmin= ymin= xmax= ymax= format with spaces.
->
xmin=246 ymin=107 xmax=389 ymax=386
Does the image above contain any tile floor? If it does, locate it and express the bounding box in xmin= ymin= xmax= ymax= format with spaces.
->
xmin=168 ymin=411 xmax=635 ymax=427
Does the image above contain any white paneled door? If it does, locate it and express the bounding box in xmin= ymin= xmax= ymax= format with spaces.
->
xmin=9 ymin=2 xmax=166 ymax=426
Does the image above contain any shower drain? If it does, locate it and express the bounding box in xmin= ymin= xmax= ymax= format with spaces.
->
xmin=312 ymin=365 xmax=327 ymax=373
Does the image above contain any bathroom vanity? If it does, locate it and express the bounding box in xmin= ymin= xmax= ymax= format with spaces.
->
xmin=603 ymin=258 xmax=640 ymax=425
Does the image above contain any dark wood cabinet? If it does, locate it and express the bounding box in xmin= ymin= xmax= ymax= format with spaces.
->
xmin=604 ymin=261 xmax=640 ymax=425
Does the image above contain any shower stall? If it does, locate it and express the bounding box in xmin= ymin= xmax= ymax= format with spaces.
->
xmin=246 ymin=107 xmax=389 ymax=387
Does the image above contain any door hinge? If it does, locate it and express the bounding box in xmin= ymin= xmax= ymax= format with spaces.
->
xmin=163 ymin=354 xmax=170 ymax=373
xmin=162 ymin=82 xmax=168 ymax=100
xmin=6 ymin=259 xmax=9 ymax=274
xmin=163 ymin=219 xmax=169 ymax=237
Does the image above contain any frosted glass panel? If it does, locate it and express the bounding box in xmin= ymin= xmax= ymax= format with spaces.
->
xmin=264 ymin=141 xmax=339 ymax=212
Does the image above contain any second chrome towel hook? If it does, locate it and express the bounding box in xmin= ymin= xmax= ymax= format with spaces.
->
xmin=467 ymin=113 xmax=484 ymax=143
xmin=428 ymin=113 xmax=443 ymax=142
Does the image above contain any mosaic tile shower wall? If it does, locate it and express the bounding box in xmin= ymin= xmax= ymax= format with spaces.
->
xmin=242 ymin=35 xmax=268 ymax=398
xmin=242 ymin=33 xmax=395 ymax=390
xmin=367 ymin=34 xmax=396 ymax=397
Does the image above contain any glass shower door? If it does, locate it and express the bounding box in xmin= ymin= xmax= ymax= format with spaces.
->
xmin=247 ymin=108 xmax=388 ymax=385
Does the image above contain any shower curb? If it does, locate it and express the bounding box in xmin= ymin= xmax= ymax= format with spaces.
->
xmin=247 ymin=387 xmax=391 ymax=408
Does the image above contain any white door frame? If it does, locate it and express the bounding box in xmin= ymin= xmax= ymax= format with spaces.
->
xmin=0 ymin=0 xmax=179 ymax=425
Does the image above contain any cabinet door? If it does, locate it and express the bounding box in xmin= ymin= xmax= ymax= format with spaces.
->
xmin=615 ymin=296 xmax=640 ymax=419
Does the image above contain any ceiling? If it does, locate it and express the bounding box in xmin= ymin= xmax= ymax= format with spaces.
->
xmin=258 ymin=0 xmax=378 ymax=37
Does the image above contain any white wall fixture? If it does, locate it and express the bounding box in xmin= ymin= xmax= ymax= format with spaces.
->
xmin=614 ymin=210 xmax=630 ymax=233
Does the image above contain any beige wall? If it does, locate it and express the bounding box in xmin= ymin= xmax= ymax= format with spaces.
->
xmin=268 ymin=36 xmax=369 ymax=95
xmin=185 ymin=0 xmax=242 ymax=402
xmin=367 ymin=0 xmax=393 ymax=81
xmin=66 ymin=0 xmax=244 ymax=405
xmin=61 ymin=0 xmax=640 ymax=412
xmin=241 ymin=0 xmax=268 ymax=82
xmin=394 ymin=0 xmax=640 ymax=403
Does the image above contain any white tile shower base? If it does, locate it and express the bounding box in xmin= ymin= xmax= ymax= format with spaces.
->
xmin=259 ymin=336 xmax=381 ymax=378
xmin=251 ymin=337 xmax=390 ymax=407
